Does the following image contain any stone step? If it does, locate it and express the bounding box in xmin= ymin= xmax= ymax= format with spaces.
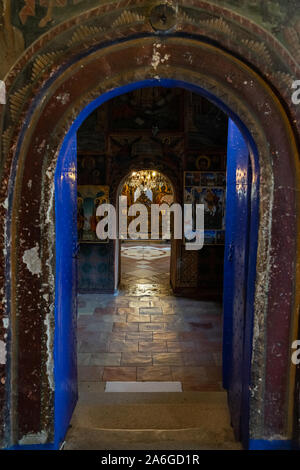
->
xmin=64 ymin=390 xmax=241 ymax=450
xmin=64 ymin=427 xmax=241 ymax=450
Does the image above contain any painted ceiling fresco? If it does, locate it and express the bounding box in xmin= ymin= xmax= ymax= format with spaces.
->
xmin=0 ymin=0 xmax=299 ymax=78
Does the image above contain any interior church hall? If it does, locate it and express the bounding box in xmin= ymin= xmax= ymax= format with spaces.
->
xmin=0 ymin=0 xmax=299 ymax=454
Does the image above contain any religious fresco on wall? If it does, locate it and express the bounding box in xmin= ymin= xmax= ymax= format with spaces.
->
xmin=184 ymin=170 xmax=226 ymax=245
xmin=0 ymin=1 xmax=25 ymax=74
xmin=77 ymin=108 xmax=107 ymax=185
xmin=120 ymin=170 xmax=174 ymax=239
xmin=155 ymin=192 xmax=173 ymax=206
xmin=9 ymin=0 xmax=91 ymax=47
xmin=77 ymin=185 xmax=109 ymax=242
xmin=108 ymin=88 xmax=183 ymax=132
xmin=1 ymin=0 xmax=299 ymax=81
xmin=186 ymin=153 xmax=226 ymax=172
xmin=187 ymin=94 xmax=228 ymax=149
xmin=196 ymin=188 xmax=225 ymax=230
xmin=73 ymin=85 xmax=229 ymax=293
xmin=78 ymin=242 xmax=115 ymax=292
xmin=77 ymin=154 xmax=106 ymax=186
xmin=109 ymin=136 xmax=143 ymax=168
xmin=122 ymin=175 xmax=173 ymax=205
xmin=185 ymin=170 xmax=226 ymax=186
xmin=109 ymin=134 xmax=184 ymax=175
xmin=184 ymin=0 xmax=300 ymax=67
xmin=77 ymin=109 xmax=106 ymax=153
xmin=216 ymin=0 xmax=295 ymax=27
xmin=75 ymin=88 xmax=228 ymax=248
xmin=8 ymin=0 xmax=299 ymax=44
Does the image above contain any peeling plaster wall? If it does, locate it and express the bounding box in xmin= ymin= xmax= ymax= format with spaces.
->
xmin=22 ymin=245 xmax=42 ymax=277
xmin=0 ymin=341 xmax=6 ymax=365
xmin=18 ymin=430 xmax=48 ymax=446
xmin=0 ymin=82 xmax=5 ymax=105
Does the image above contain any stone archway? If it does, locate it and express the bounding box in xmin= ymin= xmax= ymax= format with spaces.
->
xmin=0 ymin=18 xmax=299 ymax=448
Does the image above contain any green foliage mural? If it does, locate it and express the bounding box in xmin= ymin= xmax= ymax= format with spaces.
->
xmin=2 ymin=1 xmax=300 ymax=49
xmin=0 ymin=0 xmax=299 ymax=79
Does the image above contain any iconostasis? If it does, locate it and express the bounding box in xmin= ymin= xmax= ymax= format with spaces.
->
xmin=77 ymin=87 xmax=228 ymax=296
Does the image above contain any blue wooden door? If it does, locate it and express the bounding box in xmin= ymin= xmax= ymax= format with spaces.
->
xmin=223 ymin=120 xmax=252 ymax=442
xmin=54 ymin=132 xmax=78 ymax=448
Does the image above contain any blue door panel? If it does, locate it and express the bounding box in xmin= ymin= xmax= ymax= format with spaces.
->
xmin=223 ymin=122 xmax=237 ymax=389
xmin=54 ymin=132 xmax=78 ymax=448
xmin=223 ymin=120 xmax=251 ymax=441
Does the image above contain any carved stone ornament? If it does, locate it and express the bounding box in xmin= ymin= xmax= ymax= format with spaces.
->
xmin=150 ymin=3 xmax=177 ymax=32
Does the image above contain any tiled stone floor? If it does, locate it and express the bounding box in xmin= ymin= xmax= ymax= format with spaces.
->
xmin=77 ymin=242 xmax=223 ymax=391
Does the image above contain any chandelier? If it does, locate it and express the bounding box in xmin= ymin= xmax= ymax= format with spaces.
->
xmin=127 ymin=170 xmax=167 ymax=191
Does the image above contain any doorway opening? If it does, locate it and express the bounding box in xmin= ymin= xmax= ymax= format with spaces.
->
xmin=55 ymin=80 xmax=258 ymax=450
xmin=119 ymin=169 xmax=174 ymax=296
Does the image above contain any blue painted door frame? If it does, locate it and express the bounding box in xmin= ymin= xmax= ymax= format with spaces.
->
xmin=54 ymin=132 xmax=78 ymax=449
xmin=223 ymin=120 xmax=258 ymax=447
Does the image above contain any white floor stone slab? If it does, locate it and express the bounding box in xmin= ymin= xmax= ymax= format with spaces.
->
xmin=105 ymin=381 xmax=182 ymax=393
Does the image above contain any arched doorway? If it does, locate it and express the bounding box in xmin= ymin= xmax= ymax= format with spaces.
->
xmin=55 ymin=78 xmax=258 ymax=449
xmin=1 ymin=34 xmax=299 ymax=450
